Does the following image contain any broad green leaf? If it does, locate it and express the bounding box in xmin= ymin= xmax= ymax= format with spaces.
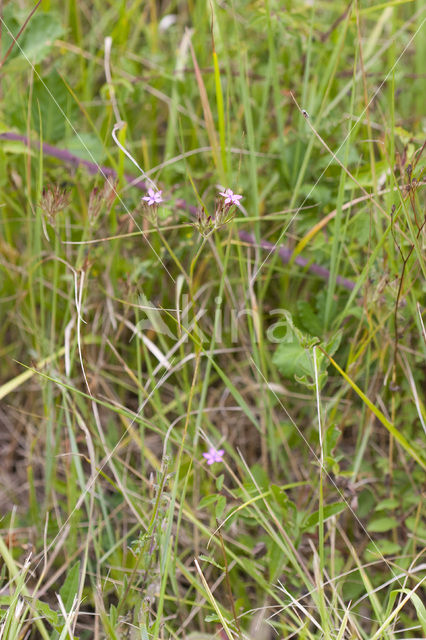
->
xmin=216 ymin=474 xmax=224 ymax=491
xmin=273 ymin=341 xmax=314 ymax=379
xmin=31 ymin=70 xmax=77 ymax=142
xmin=404 ymin=516 xmax=426 ymax=539
xmin=272 ymin=310 xmax=335 ymax=388
xmin=297 ymin=300 xmax=323 ymax=337
xmin=19 ymin=14 xmax=64 ymax=64
xmin=367 ymin=517 xmax=398 ymax=533
xmin=364 ymin=540 xmax=401 ymax=558
xmin=199 ymin=495 xmax=218 ymax=509
xmin=2 ymin=10 xmax=64 ymax=68
xmin=374 ymin=498 xmax=399 ymax=511
xmin=215 ymin=495 xmax=226 ymax=520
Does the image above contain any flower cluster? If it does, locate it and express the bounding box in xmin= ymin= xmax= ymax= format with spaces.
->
xmin=141 ymin=186 xmax=242 ymax=236
xmin=193 ymin=188 xmax=243 ymax=238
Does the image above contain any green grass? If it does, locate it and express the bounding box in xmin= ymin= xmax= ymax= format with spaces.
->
xmin=0 ymin=1 xmax=425 ymax=638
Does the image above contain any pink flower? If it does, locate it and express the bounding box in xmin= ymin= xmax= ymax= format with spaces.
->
xmin=142 ymin=188 xmax=163 ymax=206
xmin=218 ymin=188 xmax=242 ymax=206
xmin=202 ymin=447 xmax=225 ymax=465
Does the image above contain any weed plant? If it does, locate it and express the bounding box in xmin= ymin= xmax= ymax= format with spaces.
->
xmin=0 ymin=1 xmax=425 ymax=638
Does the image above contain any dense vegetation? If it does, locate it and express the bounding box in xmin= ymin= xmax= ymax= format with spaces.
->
xmin=0 ymin=1 xmax=425 ymax=638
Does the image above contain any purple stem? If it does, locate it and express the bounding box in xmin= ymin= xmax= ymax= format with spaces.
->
xmin=1 ymin=132 xmax=355 ymax=291
xmin=238 ymin=231 xmax=355 ymax=291
xmin=0 ymin=131 xmax=146 ymax=189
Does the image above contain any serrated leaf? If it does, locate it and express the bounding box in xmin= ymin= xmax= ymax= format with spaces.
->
xmin=22 ymin=14 xmax=64 ymax=62
xmin=2 ymin=11 xmax=64 ymax=68
xmin=324 ymin=330 xmax=342 ymax=358
xmin=297 ymin=300 xmax=323 ymax=337
xmin=272 ymin=310 xmax=335 ymax=388
xmin=270 ymin=484 xmax=289 ymax=512
xmin=295 ymin=370 xmax=327 ymax=390
xmin=273 ymin=341 xmax=314 ymax=379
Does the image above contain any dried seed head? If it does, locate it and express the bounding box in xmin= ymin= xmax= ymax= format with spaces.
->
xmin=39 ymin=184 xmax=71 ymax=220
xmin=193 ymin=206 xmax=214 ymax=237
xmin=88 ymin=179 xmax=117 ymax=224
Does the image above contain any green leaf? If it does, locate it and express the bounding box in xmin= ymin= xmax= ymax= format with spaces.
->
xmin=65 ymin=133 xmax=106 ymax=164
xmin=30 ymin=70 xmax=77 ymax=142
xmin=216 ymin=474 xmax=224 ymax=491
xmin=215 ymin=495 xmax=226 ymax=520
xmin=26 ymin=598 xmax=60 ymax=628
xmin=386 ymin=589 xmax=426 ymax=636
xmin=272 ymin=310 xmax=335 ymax=389
xmin=199 ymin=555 xmax=224 ymax=571
xmin=342 ymin=573 xmax=365 ymax=600
xmin=199 ymin=495 xmax=218 ymax=509
xmin=367 ymin=517 xmax=398 ymax=533
xmin=324 ymin=330 xmax=342 ymax=358
xmin=21 ymin=14 xmax=64 ymax=63
xmin=2 ymin=10 xmax=64 ymax=68
xmin=273 ymin=341 xmax=314 ymax=379
xmin=357 ymin=489 xmax=375 ymax=518
xmin=109 ymin=604 xmax=118 ymax=627
xmin=324 ymin=424 xmax=340 ymax=457
xmin=404 ymin=516 xmax=426 ymax=539
xmin=303 ymin=502 xmax=346 ymax=529
xmin=374 ymin=498 xmax=399 ymax=511
xmin=297 ymin=300 xmax=323 ymax=337
xmin=364 ymin=540 xmax=401 ymax=558
xmin=270 ymin=484 xmax=290 ymax=513
xmin=59 ymin=561 xmax=80 ymax=612
xmin=268 ymin=540 xmax=286 ymax=582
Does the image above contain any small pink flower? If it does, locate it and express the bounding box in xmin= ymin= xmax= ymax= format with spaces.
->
xmin=142 ymin=188 xmax=163 ymax=206
xmin=218 ymin=188 xmax=242 ymax=206
xmin=203 ymin=447 xmax=225 ymax=465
